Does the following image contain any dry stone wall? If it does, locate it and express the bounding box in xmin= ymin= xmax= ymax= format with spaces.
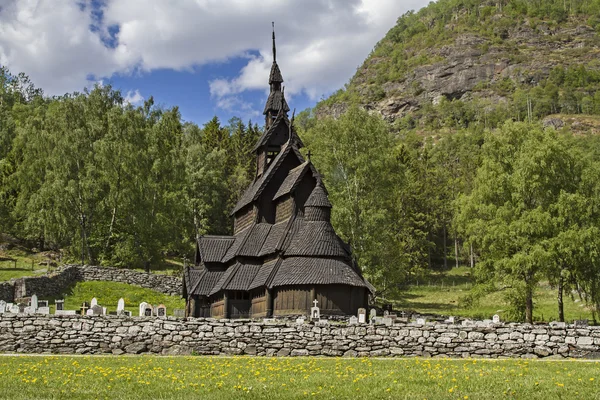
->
xmin=0 ymin=265 xmax=182 ymax=302
xmin=0 ymin=315 xmax=599 ymax=358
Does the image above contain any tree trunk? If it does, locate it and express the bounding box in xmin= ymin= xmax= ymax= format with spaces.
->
xmin=558 ymin=274 xmax=564 ymax=322
xmin=470 ymin=243 xmax=474 ymax=268
xmin=443 ymin=225 xmax=448 ymax=270
xmin=525 ymin=286 xmax=534 ymax=324
xmin=455 ymin=236 xmax=459 ymax=268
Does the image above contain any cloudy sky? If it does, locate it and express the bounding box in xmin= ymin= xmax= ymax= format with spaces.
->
xmin=0 ymin=0 xmax=429 ymax=124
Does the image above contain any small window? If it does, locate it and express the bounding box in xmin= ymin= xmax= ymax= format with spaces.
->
xmin=267 ymin=151 xmax=278 ymax=165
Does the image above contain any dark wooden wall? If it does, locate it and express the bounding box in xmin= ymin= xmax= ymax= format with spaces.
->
xmin=250 ymin=289 xmax=267 ymax=317
xmin=258 ymin=152 xmax=301 ymax=224
xmin=234 ymin=206 xmax=256 ymax=234
xmin=275 ymin=195 xmax=293 ymax=223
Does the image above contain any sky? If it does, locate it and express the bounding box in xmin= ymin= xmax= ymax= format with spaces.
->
xmin=0 ymin=0 xmax=430 ymax=125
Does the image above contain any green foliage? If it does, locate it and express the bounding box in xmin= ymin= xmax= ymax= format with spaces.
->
xmin=0 ymin=69 xmax=260 ymax=270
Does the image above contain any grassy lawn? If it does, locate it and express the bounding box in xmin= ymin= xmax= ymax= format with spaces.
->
xmin=0 ymin=249 xmax=53 ymax=281
xmin=0 ymin=356 xmax=598 ymax=399
xmin=43 ymin=281 xmax=185 ymax=316
xmin=389 ymin=267 xmax=596 ymax=323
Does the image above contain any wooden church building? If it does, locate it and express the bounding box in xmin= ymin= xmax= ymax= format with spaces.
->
xmin=183 ymin=29 xmax=373 ymax=319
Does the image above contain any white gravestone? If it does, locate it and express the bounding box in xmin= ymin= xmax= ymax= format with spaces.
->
xmin=37 ymin=307 xmax=50 ymax=315
xmin=139 ymin=302 xmax=149 ymax=317
xmin=24 ymin=306 xmax=36 ymax=314
xmin=416 ymin=318 xmax=426 ymax=325
xmin=86 ymin=309 xmax=94 ymax=316
xmin=0 ymin=301 xmax=6 ymax=314
xmin=310 ymin=299 xmax=320 ymax=321
xmin=357 ymin=308 xmax=366 ymax=324
xmin=90 ymin=298 xmax=98 ymax=308
xmin=30 ymin=294 xmax=38 ymax=311
xmin=382 ymin=317 xmax=393 ymax=327
xmin=349 ymin=316 xmax=358 ymax=325
xmin=9 ymin=304 xmax=19 ymax=313
xmin=117 ymin=298 xmax=125 ymax=315
xmin=492 ymin=314 xmax=500 ymax=324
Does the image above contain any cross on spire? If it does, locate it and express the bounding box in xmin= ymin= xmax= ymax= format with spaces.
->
xmin=313 ymin=299 xmax=319 ymax=308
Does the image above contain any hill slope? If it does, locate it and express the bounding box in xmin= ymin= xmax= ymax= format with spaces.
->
xmin=314 ymin=0 xmax=600 ymax=130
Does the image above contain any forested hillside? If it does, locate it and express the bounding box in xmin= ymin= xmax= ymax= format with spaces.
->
xmin=0 ymin=67 xmax=260 ymax=270
xmin=296 ymin=0 xmax=600 ymax=323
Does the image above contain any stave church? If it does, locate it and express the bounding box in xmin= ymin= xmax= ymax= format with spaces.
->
xmin=182 ymin=28 xmax=373 ymax=319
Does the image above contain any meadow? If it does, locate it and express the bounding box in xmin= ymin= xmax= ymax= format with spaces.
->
xmin=0 ymin=356 xmax=598 ymax=399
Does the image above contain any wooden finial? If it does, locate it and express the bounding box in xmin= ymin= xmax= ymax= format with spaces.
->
xmin=272 ymin=22 xmax=276 ymax=62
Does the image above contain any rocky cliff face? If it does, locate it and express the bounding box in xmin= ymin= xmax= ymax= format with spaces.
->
xmin=316 ymin=7 xmax=600 ymax=123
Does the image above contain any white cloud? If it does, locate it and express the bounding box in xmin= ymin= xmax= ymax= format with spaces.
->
xmin=123 ymin=89 xmax=144 ymax=106
xmin=0 ymin=0 xmax=430 ymax=109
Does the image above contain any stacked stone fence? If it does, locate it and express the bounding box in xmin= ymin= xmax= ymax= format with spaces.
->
xmin=0 ymin=265 xmax=182 ymax=302
xmin=0 ymin=314 xmax=599 ymax=358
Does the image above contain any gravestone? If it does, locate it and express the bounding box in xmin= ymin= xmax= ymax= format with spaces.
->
xmin=310 ymin=299 xmax=320 ymax=321
xmin=416 ymin=318 xmax=426 ymax=325
xmin=24 ymin=306 xmax=35 ymax=314
xmin=369 ymin=309 xmax=377 ymax=322
xmin=92 ymin=305 xmax=103 ymax=315
xmin=55 ymin=300 xmax=64 ymax=311
xmin=139 ymin=302 xmax=150 ymax=317
xmin=445 ymin=316 xmax=455 ymax=324
xmin=357 ymin=308 xmax=366 ymax=324
xmin=30 ymin=294 xmax=38 ymax=310
xmin=9 ymin=304 xmax=19 ymax=314
xmin=37 ymin=300 xmax=49 ymax=308
xmin=296 ymin=317 xmax=306 ymax=325
xmin=37 ymin=307 xmax=50 ymax=315
xmin=349 ymin=316 xmax=358 ymax=325
xmin=383 ymin=310 xmax=390 ymax=317
xmin=90 ymin=298 xmax=98 ymax=308
xmin=0 ymin=301 xmax=6 ymax=314
xmin=86 ymin=309 xmax=94 ymax=316
xmin=492 ymin=314 xmax=500 ymax=324
xmin=382 ymin=317 xmax=393 ymax=326
xmin=173 ymin=309 xmax=185 ymax=318
xmin=156 ymin=304 xmax=166 ymax=318
xmin=117 ymin=298 xmax=125 ymax=315
xmin=122 ymin=310 xmax=132 ymax=317
xmin=574 ymin=319 xmax=589 ymax=327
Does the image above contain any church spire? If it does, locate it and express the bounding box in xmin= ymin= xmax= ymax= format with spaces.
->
xmin=272 ymin=22 xmax=276 ymax=62
xmin=264 ymin=23 xmax=289 ymax=127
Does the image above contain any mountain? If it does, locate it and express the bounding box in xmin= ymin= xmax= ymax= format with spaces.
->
xmin=312 ymin=0 xmax=600 ymax=132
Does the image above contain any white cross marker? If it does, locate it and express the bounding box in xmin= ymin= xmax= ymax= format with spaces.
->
xmin=313 ymin=299 xmax=319 ymax=307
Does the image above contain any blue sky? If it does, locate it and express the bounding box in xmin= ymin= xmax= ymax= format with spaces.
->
xmin=0 ymin=0 xmax=429 ymax=126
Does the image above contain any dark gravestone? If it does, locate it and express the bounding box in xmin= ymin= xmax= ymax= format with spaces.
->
xmin=92 ymin=305 xmax=103 ymax=315
xmin=144 ymin=307 xmax=152 ymax=317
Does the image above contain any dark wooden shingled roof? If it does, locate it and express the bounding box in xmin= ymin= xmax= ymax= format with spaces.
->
xmin=258 ymin=221 xmax=288 ymax=256
xmin=273 ymin=161 xmax=310 ymax=200
xmin=232 ymin=142 xmax=305 ymax=214
xmin=305 ymin=181 xmax=332 ymax=208
xmin=263 ymin=90 xmax=289 ymax=115
xmin=221 ymin=226 xmax=253 ymax=263
xmin=248 ymin=259 xmax=280 ymax=290
xmin=253 ymin=108 xmax=304 ymax=152
xmin=270 ymin=257 xmax=368 ymax=288
xmin=190 ymin=268 xmax=227 ymax=296
xmin=285 ymin=221 xmax=350 ymax=258
xmin=237 ymin=223 xmax=272 ymax=257
xmin=269 ymin=61 xmax=284 ymax=83
xmin=209 ymin=261 xmax=261 ymax=295
xmin=183 ymin=267 xmax=202 ymax=298
xmin=197 ymin=235 xmax=235 ymax=263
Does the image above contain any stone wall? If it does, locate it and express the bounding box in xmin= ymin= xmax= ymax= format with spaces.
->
xmin=0 ymin=315 xmax=598 ymax=358
xmin=0 ymin=265 xmax=182 ymax=302
xmin=73 ymin=265 xmax=181 ymax=296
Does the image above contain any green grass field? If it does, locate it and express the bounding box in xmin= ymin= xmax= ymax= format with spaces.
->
xmin=40 ymin=281 xmax=186 ymax=315
xmin=0 ymin=356 xmax=598 ymax=399
xmin=389 ymin=267 xmax=596 ymax=323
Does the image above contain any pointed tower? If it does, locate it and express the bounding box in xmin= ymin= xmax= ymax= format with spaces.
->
xmin=264 ymin=23 xmax=289 ymax=128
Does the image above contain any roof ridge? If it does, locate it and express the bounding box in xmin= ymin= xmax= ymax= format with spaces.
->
xmin=265 ymin=258 xmax=283 ymax=288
